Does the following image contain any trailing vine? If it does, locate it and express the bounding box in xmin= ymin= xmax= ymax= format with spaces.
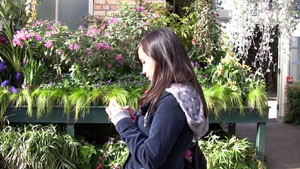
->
xmin=224 ymin=0 xmax=298 ymax=74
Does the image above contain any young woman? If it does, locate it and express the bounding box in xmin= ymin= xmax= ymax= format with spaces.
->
xmin=106 ymin=28 xmax=209 ymax=169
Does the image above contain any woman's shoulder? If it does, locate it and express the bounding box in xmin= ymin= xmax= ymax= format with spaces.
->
xmin=156 ymin=91 xmax=182 ymax=111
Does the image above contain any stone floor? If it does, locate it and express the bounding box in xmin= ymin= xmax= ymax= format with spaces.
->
xmin=234 ymin=99 xmax=300 ymax=169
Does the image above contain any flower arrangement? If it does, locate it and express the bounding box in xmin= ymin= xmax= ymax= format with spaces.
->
xmin=0 ymin=0 xmax=274 ymax=120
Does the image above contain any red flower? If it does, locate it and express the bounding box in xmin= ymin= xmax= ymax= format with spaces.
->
xmin=98 ymin=156 xmax=103 ymax=160
xmin=97 ymin=163 xmax=102 ymax=169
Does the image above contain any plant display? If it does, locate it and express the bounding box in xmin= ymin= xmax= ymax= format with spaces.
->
xmin=195 ymin=50 xmax=268 ymax=116
xmin=97 ymin=136 xmax=129 ymax=169
xmin=90 ymin=134 xmax=265 ymax=169
xmin=0 ymin=124 xmax=80 ymax=169
xmin=0 ymin=0 xmax=272 ymax=120
xmin=199 ymin=132 xmax=266 ymax=169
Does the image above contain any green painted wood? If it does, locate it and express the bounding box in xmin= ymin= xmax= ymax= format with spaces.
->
xmin=5 ymin=106 xmax=268 ymax=161
xmin=209 ymin=108 xmax=268 ymax=123
xmin=6 ymin=107 xmax=268 ymax=123
xmin=256 ymin=122 xmax=266 ymax=161
xmin=5 ymin=106 xmax=109 ymax=123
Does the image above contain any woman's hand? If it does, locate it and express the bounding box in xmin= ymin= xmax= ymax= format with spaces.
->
xmin=123 ymin=106 xmax=135 ymax=116
xmin=105 ymin=99 xmax=122 ymax=119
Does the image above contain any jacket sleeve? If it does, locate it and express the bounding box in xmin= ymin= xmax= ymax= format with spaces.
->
xmin=115 ymin=94 xmax=186 ymax=169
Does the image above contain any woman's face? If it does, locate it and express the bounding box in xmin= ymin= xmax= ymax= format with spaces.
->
xmin=138 ymin=46 xmax=156 ymax=81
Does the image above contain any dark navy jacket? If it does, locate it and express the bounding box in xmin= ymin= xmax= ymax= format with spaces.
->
xmin=115 ymin=92 xmax=193 ymax=169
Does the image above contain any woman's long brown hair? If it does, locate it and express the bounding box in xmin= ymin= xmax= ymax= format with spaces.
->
xmin=135 ymin=28 xmax=209 ymax=117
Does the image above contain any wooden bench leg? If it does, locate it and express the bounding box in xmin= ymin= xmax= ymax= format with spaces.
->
xmin=66 ymin=123 xmax=75 ymax=137
xmin=256 ymin=122 xmax=266 ymax=161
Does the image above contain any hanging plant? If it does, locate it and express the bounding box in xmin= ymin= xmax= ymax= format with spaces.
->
xmin=224 ymin=0 xmax=298 ymax=74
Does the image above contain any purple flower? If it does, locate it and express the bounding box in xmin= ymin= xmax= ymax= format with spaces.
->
xmin=0 ymin=61 xmax=7 ymax=71
xmin=1 ymin=80 xmax=9 ymax=87
xmin=9 ymin=86 xmax=18 ymax=94
xmin=129 ymin=64 xmax=135 ymax=69
xmin=44 ymin=41 xmax=53 ymax=48
xmin=15 ymin=72 xmax=22 ymax=82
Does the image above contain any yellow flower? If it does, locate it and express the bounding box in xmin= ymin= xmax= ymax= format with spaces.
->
xmin=62 ymin=25 xmax=68 ymax=30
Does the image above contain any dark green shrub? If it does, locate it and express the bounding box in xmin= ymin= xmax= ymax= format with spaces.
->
xmin=285 ymin=82 xmax=300 ymax=124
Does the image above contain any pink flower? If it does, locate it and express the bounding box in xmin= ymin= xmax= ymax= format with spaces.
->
xmin=115 ymin=54 xmax=122 ymax=60
xmin=86 ymin=27 xmax=100 ymax=37
xmin=111 ymin=137 xmax=115 ymax=141
xmin=44 ymin=41 xmax=53 ymax=48
xmin=96 ymin=42 xmax=104 ymax=50
xmin=68 ymin=43 xmax=79 ymax=51
xmin=107 ymin=17 xmax=118 ymax=25
xmin=135 ymin=6 xmax=145 ymax=13
xmin=68 ymin=44 xmax=74 ymax=50
xmin=73 ymin=43 xmax=79 ymax=51
xmin=104 ymin=43 xmax=111 ymax=50
xmin=107 ymin=63 xmax=112 ymax=69
xmin=78 ymin=25 xmax=83 ymax=30
xmin=35 ymin=34 xmax=42 ymax=42
xmin=56 ymin=50 xmax=62 ymax=55
xmin=12 ymin=38 xmax=24 ymax=48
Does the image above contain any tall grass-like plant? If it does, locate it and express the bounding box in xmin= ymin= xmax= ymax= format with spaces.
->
xmin=203 ymin=85 xmax=243 ymax=117
xmin=10 ymin=88 xmax=33 ymax=115
xmin=0 ymin=124 xmax=79 ymax=169
xmin=87 ymin=87 xmax=105 ymax=106
xmin=0 ymin=1 xmax=26 ymax=73
xmin=103 ymin=85 xmax=128 ymax=106
xmin=0 ymin=87 xmax=11 ymax=117
xmin=69 ymin=88 xmax=91 ymax=121
xmin=247 ymin=86 xmax=268 ymax=116
xmin=36 ymin=88 xmax=52 ymax=118
xmin=126 ymin=87 xmax=143 ymax=109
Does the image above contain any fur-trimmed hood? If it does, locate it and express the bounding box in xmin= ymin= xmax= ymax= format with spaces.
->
xmin=165 ymin=82 xmax=209 ymax=138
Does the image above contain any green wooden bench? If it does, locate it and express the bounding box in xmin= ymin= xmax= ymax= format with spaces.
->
xmin=5 ymin=106 xmax=268 ymax=161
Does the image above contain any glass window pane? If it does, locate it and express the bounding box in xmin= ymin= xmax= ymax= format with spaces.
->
xmin=36 ymin=0 xmax=56 ymax=21
xmin=59 ymin=0 xmax=89 ymax=30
